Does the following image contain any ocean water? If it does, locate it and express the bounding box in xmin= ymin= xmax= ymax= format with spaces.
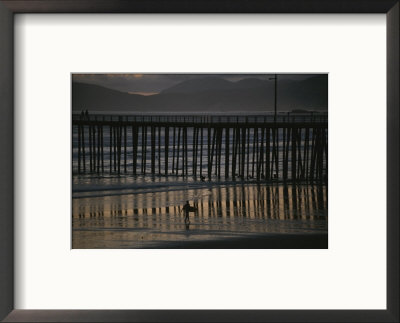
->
xmin=72 ymin=125 xmax=327 ymax=180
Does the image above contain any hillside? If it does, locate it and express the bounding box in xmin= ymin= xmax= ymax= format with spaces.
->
xmin=72 ymin=75 xmax=328 ymax=112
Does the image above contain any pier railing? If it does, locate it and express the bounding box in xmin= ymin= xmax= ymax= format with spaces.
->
xmin=72 ymin=112 xmax=328 ymax=125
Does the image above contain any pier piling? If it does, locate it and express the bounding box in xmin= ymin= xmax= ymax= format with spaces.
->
xmin=73 ymin=113 xmax=327 ymax=182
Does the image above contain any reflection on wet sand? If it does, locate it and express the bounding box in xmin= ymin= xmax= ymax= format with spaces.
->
xmin=72 ymin=183 xmax=327 ymax=249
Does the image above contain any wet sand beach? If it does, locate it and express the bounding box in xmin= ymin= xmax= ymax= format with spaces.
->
xmin=72 ymin=181 xmax=328 ymax=249
xmin=145 ymin=233 xmax=328 ymax=249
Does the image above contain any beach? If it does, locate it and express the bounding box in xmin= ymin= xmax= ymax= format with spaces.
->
xmin=72 ymin=110 xmax=328 ymax=249
xmin=72 ymin=180 xmax=328 ymax=248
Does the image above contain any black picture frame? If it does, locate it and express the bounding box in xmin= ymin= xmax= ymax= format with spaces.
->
xmin=0 ymin=1 xmax=398 ymax=322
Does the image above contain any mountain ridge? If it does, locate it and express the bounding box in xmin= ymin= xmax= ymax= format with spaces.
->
xmin=72 ymin=75 xmax=328 ymax=112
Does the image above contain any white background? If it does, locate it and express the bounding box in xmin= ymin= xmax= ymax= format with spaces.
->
xmin=15 ymin=14 xmax=386 ymax=309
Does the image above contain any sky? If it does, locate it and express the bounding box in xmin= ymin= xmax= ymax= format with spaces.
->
xmin=72 ymin=73 xmax=319 ymax=95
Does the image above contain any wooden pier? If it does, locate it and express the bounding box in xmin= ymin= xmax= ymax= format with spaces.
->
xmin=72 ymin=113 xmax=328 ymax=182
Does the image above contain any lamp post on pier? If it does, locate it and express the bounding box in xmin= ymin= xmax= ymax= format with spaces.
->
xmin=268 ymin=74 xmax=278 ymax=122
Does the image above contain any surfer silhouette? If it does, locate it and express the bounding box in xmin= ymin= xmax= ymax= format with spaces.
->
xmin=182 ymin=201 xmax=191 ymax=223
xmin=182 ymin=201 xmax=197 ymax=223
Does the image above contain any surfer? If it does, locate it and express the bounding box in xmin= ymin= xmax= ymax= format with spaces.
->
xmin=182 ymin=200 xmax=192 ymax=224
